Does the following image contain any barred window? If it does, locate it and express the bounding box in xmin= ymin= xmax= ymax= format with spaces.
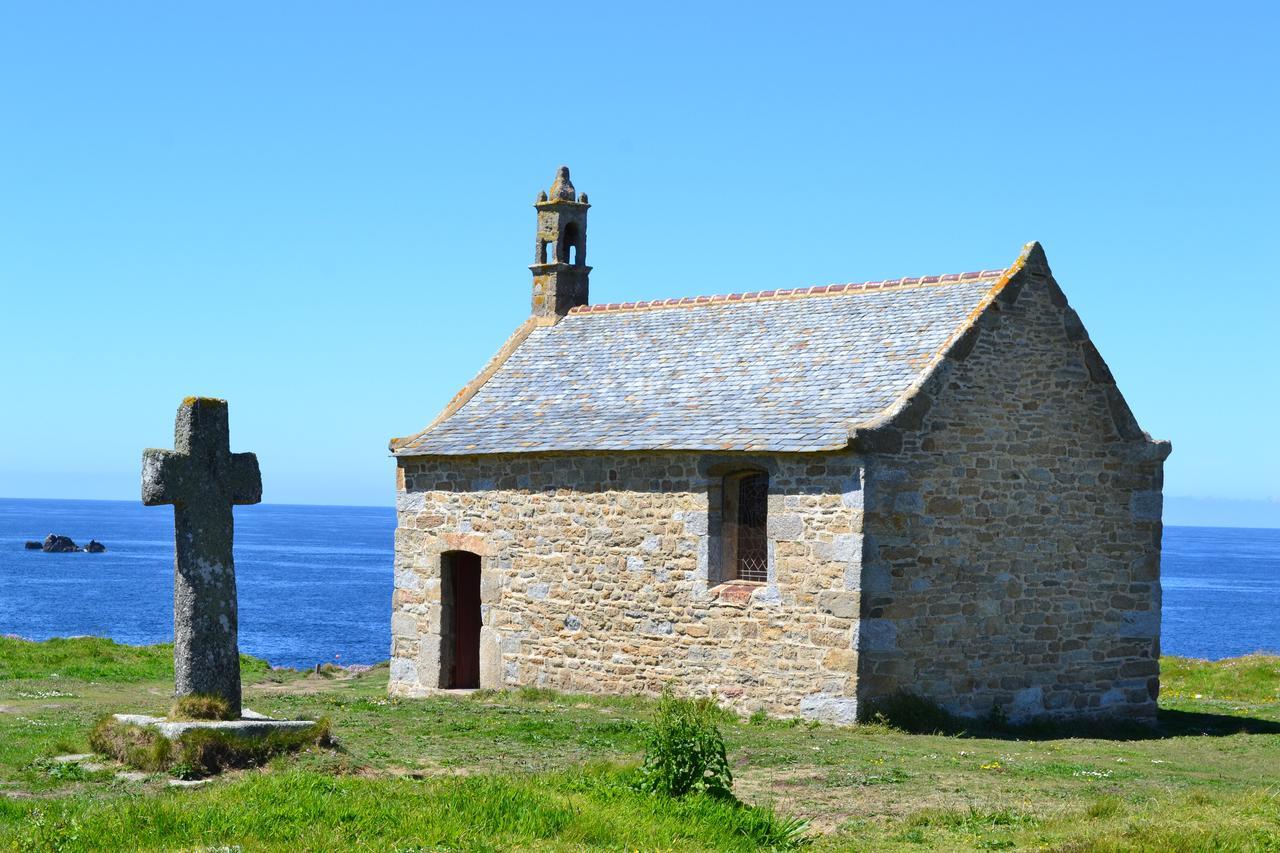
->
xmin=721 ymin=470 xmax=769 ymax=582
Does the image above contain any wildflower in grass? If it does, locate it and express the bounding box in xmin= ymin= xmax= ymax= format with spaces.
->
xmin=1071 ymin=769 xmax=1113 ymax=779
xmin=15 ymin=690 xmax=74 ymax=699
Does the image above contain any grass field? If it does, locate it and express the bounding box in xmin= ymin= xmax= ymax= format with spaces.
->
xmin=1 ymin=637 xmax=1278 ymax=850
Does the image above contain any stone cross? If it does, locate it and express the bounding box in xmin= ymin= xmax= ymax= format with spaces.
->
xmin=142 ymin=397 xmax=261 ymax=717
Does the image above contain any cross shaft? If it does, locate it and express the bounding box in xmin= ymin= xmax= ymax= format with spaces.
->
xmin=142 ymin=397 xmax=261 ymax=717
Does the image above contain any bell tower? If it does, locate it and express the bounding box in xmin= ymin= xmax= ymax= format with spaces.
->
xmin=530 ymin=166 xmax=590 ymax=319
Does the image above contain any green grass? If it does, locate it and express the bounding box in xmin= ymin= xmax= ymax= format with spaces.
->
xmin=0 ymin=636 xmax=268 ymax=682
xmin=0 ymin=637 xmax=173 ymax=682
xmin=1 ymin=642 xmax=1279 ymax=850
xmin=1161 ymin=653 xmax=1280 ymax=705
xmin=0 ymin=768 xmax=808 ymax=852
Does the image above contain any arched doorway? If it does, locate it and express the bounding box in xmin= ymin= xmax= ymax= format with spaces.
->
xmin=440 ymin=551 xmax=481 ymax=689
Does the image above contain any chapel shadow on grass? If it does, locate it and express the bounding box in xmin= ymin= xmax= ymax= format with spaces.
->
xmin=866 ymin=691 xmax=1280 ymax=741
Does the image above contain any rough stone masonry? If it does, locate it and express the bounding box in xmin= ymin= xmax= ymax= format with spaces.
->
xmin=142 ymin=397 xmax=262 ymax=717
xmin=385 ymin=168 xmax=1170 ymax=724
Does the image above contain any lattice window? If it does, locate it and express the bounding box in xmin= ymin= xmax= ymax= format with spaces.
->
xmin=734 ymin=472 xmax=769 ymax=582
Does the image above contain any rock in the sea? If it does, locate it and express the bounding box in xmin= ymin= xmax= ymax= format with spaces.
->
xmin=42 ymin=534 xmax=80 ymax=553
xmin=24 ymin=541 xmax=42 ymax=550
xmin=85 ymin=540 xmax=107 ymax=553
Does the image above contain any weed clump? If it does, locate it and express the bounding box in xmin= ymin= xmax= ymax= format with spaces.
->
xmin=170 ymin=694 xmax=234 ymax=721
xmin=517 ymin=686 xmax=560 ymax=703
xmin=637 ymin=691 xmax=733 ymax=799
xmin=174 ymin=720 xmax=332 ymax=778
xmin=30 ymin=757 xmax=104 ymax=782
xmin=1086 ymin=796 xmax=1123 ymax=819
xmin=90 ymin=717 xmax=172 ymax=770
xmin=89 ymin=716 xmax=332 ymax=778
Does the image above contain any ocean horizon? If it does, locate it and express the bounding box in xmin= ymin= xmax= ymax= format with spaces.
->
xmin=2 ymin=497 xmax=1278 ymax=667
xmin=0 ymin=497 xmax=393 ymax=669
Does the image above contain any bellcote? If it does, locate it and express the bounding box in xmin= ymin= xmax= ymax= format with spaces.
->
xmin=530 ymin=166 xmax=591 ymax=320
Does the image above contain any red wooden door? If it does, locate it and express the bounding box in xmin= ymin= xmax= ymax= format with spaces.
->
xmin=450 ymin=555 xmax=481 ymax=689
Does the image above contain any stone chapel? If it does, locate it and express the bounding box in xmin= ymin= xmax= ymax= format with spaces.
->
xmin=387 ymin=167 xmax=1170 ymax=724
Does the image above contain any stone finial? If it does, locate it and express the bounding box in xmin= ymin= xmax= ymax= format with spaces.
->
xmin=537 ymin=190 xmax=548 ymax=202
xmin=549 ymin=166 xmax=576 ymax=201
xmin=578 ymin=192 xmax=588 ymax=204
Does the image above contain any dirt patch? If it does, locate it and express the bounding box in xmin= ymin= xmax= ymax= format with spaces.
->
xmin=354 ymin=763 xmax=476 ymax=781
xmin=248 ymin=674 xmax=361 ymax=697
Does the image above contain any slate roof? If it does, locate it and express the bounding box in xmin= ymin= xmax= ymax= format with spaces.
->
xmin=394 ymin=268 xmax=1011 ymax=456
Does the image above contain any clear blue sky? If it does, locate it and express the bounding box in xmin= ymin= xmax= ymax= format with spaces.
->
xmin=1 ymin=2 xmax=1276 ymax=513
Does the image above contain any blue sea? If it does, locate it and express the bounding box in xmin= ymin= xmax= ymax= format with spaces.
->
xmin=0 ymin=499 xmax=393 ymax=669
xmin=1 ymin=498 xmax=1277 ymax=666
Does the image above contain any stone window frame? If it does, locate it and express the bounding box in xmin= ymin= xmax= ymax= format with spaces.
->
xmin=694 ymin=457 xmax=782 ymax=604
xmin=720 ymin=469 xmax=770 ymax=582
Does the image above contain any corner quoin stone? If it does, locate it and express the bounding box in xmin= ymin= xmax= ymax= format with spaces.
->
xmin=142 ymin=397 xmax=262 ymax=718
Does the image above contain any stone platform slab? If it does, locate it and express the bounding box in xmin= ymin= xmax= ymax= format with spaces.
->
xmin=113 ymin=709 xmax=315 ymax=740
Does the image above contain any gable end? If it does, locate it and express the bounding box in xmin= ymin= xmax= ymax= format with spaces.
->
xmin=851 ymin=241 xmax=1170 ymax=462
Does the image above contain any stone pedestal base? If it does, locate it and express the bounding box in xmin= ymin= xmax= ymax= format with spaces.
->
xmin=112 ymin=709 xmax=315 ymax=740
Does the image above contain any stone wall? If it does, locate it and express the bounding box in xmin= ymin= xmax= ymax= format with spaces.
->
xmin=389 ymin=453 xmax=867 ymax=722
xmin=855 ymin=249 xmax=1169 ymax=722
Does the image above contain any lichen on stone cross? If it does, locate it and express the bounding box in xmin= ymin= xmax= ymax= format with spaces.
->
xmin=141 ymin=397 xmax=262 ymax=718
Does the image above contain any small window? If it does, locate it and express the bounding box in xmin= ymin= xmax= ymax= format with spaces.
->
xmin=720 ymin=471 xmax=769 ymax=582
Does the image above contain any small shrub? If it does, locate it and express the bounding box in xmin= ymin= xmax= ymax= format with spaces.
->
xmin=171 ymin=694 xmax=234 ymax=721
xmin=169 ymin=761 xmax=198 ymax=781
xmin=637 ymin=691 xmax=733 ymax=799
xmin=748 ymin=707 xmax=769 ymax=726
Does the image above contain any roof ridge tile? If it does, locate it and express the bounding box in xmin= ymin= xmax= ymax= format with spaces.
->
xmin=569 ymin=268 xmax=1006 ymax=315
